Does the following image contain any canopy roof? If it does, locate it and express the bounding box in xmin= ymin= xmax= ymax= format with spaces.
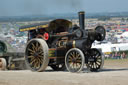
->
xmin=19 ymin=22 xmax=49 ymax=32
xmin=19 ymin=19 xmax=72 ymax=33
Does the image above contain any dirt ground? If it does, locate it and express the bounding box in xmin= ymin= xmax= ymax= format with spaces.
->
xmin=0 ymin=59 xmax=128 ymax=85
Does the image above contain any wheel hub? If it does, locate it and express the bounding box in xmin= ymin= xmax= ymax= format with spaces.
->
xmin=94 ymin=58 xmax=97 ymax=62
xmin=33 ymin=53 xmax=39 ymax=57
xmin=88 ymin=58 xmax=95 ymax=62
xmin=72 ymin=59 xmax=76 ymax=63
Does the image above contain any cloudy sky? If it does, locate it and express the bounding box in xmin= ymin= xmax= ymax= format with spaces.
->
xmin=0 ymin=0 xmax=127 ymax=16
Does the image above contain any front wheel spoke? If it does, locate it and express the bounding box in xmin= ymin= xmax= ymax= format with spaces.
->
xmin=69 ymin=62 xmax=73 ymax=68
xmin=75 ymin=62 xmax=78 ymax=67
xmin=68 ymin=56 xmax=73 ymax=61
xmin=77 ymin=56 xmax=82 ymax=60
xmin=93 ymin=62 xmax=96 ymax=68
xmin=95 ymin=62 xmax=99 ymax=68
xmin=76 ymin=60 xmax=82 ymax=63
xmin=93 ymin=63 xmax=95 ymax=68
xmin=97 ymin=55 xmax=101 ymax=58
xmin=95 ymin=63 xmax=98 ymax=68
xmin=76 ymin=62 xmax=80 ymax=68
xmin=76 ymin=53 xmax=80 ymax=59
xmin=75 ymin=63 xmax=78 ymax=68
xmin=73 ymin=63 xmax=75 ymax=69
xmin=69 ymin=54 xmax=74 ymax=60
xmin=93 ymin=63 xmax=96 ymax=68
xmin=74 ymin=52 xmax=77 ymax=59
xmin=68 ymin=59 xmax=72 ymax=62
xmin=95 ymin=55 xmax=100 ymax=58
xmin=89 ymin=63 xmax=92 ymax=68
xmin=71 ymin=63 xmax=75 ymax=69
xmin=95 ymin=61 xmax=100 ymax=66
xmin=91 ymin=62 xmax=94 ymax=68
xmin=71 ymin=52 xmax=75 ymax=59
xmin=97 ymin=57 xmax=101 ymax=60
xmin=73 ymin=63 xmax=77 ymax=69
xmin=88 ymin=62 xmax=92 ymax=66
xmin=94 ymin=51 xmax=97 ymax=55
xmin=75 ymin=63 xmax=78 ymax=70
xmin=97 ymin=60 xmax=102 ymax=63
xmin=97 ymin=58 xmax=102 ymax=61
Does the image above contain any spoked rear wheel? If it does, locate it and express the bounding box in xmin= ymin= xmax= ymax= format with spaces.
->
xmin=65 ymin=48 xmax=85 ymax=73
xmin=25 ymin=39 xmax=49 ymax=72
xmin=86 ymin=48 xmax=104 ymax=72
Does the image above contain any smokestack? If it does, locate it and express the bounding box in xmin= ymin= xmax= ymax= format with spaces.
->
xmin=78 ymin=11 xmax=85 ymax=30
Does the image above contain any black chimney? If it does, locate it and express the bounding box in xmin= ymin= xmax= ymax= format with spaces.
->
xmin=78 ymin=11 xmax=85 ymax=30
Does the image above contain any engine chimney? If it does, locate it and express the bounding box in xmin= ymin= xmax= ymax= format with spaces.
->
xmin=78 ymin=11 xmax=85 ymax=30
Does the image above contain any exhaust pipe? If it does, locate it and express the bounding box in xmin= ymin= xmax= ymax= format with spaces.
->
xmin=78 ymin=11 xmax=85 ymax=30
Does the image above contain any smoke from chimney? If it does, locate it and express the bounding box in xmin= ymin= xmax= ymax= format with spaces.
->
xmin=0 ymin=0 xmax=84 ymax=16
xmin=24 ymin=0 xmax=84 ymax=15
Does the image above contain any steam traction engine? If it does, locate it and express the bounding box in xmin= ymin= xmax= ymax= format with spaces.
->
xmin=19 ymin=11 xmax=106 ymax=72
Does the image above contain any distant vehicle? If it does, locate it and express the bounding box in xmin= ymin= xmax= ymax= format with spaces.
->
xmin=0 ymin=40 xmax=26 ymax=70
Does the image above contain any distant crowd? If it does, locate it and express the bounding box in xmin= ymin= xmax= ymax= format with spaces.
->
xmin=105 ymin=52 xmax=128 ymax=59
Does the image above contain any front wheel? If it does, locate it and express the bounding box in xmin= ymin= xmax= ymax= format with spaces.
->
xmin=86 ymin=48 xmax=104 ymax=72
xmin=25 ymin=39 xmax=49 ymax=72
xmin=65 ymin=48 xmax=85 ymax=73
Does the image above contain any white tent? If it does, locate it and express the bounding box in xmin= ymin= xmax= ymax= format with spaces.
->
xmin=121 ymin=32 xmax=128 ymax=37
xmin=92 ymin=43 xmax=128 ymax=53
